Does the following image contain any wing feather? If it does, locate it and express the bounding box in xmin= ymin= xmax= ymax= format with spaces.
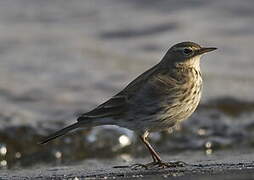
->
xmin=78 ymin=95 xmax=127 ymax=120
xmin=77 ymin=63 xmax=176 ymax=122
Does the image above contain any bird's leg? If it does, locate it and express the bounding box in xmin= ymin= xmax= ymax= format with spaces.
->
xmin=113 ymin=132 xmax=158 ymax=169
xmin=131 ymin=132 xmax=162 ymax=169
xmin=131 ymin=132 xmax=186 ymax=169
xmin=117 ymin=131 xmax=185 ymax=170
xmin=139 ymin=133 xmax=162 ymax=163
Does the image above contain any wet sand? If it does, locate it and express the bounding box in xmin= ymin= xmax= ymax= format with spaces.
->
xmin=1 ymin=150 xmax=254 ymax=179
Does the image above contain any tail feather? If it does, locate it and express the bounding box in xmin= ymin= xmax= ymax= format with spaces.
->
xmin=39 ymin=122 xmax=81 ymax=144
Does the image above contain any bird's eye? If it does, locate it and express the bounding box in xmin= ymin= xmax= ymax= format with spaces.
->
xmin=182 ymin=48 xmax=193 ymax=56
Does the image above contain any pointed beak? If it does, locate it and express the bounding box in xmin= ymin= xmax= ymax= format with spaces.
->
xmin=197 ymin=47 xmax=217 ymax=55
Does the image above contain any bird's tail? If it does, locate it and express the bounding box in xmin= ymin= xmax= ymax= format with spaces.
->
xmin=39 ymin=122 xmax=81 ymax=144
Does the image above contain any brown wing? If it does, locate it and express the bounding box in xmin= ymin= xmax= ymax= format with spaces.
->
xmin=78 ymin=64 xmax=161 ymax=121
xmin=78 ymin=95 xmax=127 ymax=120
xmin=118 ymin=64 xmax=160 ymax=96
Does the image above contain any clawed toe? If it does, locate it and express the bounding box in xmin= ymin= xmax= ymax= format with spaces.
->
xmin=113 ymin=163 xmax=152 ymax=170
xmin=129 ymin=160 xmax=186 ymax=170
xmin=155 ymin=161 xmax=186 ymax=168
xmin=130 ymin=163 xmax=149 ymax=170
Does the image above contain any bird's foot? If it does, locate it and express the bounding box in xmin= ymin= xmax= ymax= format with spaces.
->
xmin=152 ymin=160 xmax=186 ymax=168
xmin=114 ymin=162 xmax=155 ymax=170
xmin=113 ymin=163 xmax=149 ymax=169
xmin=130 ymin=160 xmax=186 ymax=170
xmin=130 ymin=163 xmax=150 ymax=170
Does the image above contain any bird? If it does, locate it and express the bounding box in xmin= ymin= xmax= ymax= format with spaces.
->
xmin=40 ymin=41 xmax=216 ymax=169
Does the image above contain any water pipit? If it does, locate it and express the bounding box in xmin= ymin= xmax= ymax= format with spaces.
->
xmin=40 ymin=42 xmax=216 ymax=169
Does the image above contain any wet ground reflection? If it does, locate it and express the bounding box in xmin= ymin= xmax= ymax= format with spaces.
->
xmin=0 ymin=97 xmax=254 ymax=169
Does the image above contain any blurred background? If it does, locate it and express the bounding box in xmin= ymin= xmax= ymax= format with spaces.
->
xmin=0 ymin=0 xmax=254 ymax=170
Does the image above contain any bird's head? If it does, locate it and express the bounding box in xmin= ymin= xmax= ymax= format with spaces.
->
xmin=162 ymin=41 xmax=217 ymax=69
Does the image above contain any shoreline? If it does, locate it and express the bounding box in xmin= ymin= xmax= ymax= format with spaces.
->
xmin=1 ymin=151 xmax=254 ymax=179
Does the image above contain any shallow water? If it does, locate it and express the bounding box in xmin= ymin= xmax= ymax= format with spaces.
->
xmin=0 ymin=97 xmax=254 ymax=169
